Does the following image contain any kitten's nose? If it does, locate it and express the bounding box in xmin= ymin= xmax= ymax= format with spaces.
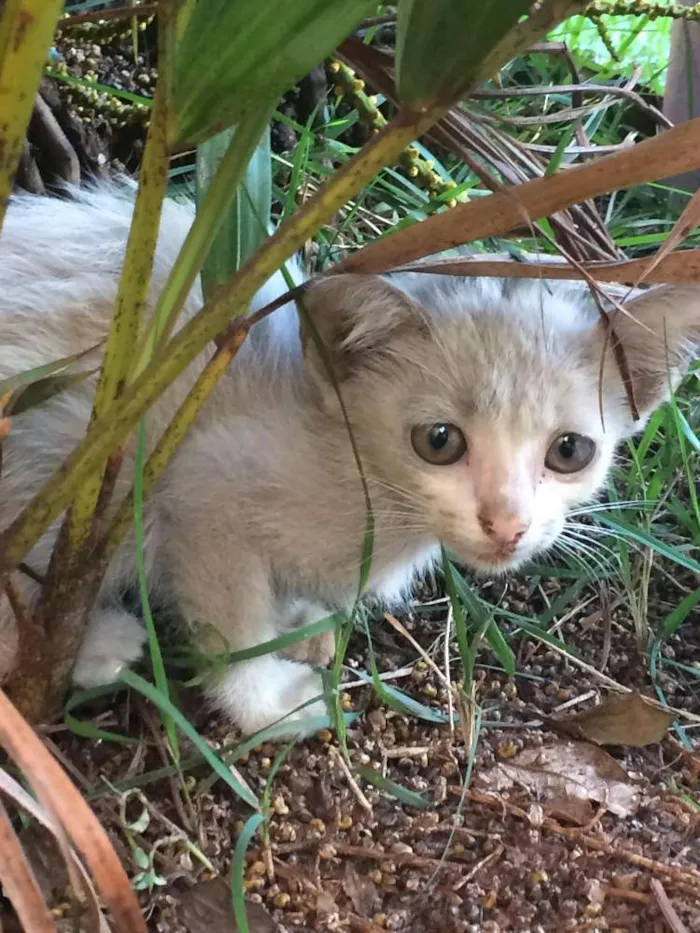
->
xmin=478 ymin=509 xmax=529 ymax=547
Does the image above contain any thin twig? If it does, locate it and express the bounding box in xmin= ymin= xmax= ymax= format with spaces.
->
xmin=329 ymin=746 xmax=373 ymax=815
xmin=650 ymin=879 xmax=691 ymax=933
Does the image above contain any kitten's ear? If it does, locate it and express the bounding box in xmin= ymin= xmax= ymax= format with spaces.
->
xmin=299 ymin=273 xmax=425 ymax=382
xmin=599 ymin=285 xmax=700 ymax=420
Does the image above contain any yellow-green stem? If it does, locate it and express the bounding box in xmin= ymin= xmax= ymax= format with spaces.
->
xmin=0 ymin=0 xmax=65 ymax=228
xmin=65 ymin=23 xmax=171 ymax=551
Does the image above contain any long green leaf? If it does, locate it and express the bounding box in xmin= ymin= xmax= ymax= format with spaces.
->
xmin=356 ymin=764 xmax=429 ymax=809
xmin=397 ymin=0 xmax=533 ymax=109
xmin=0 ymin=344 xmax=102 ymax=403
xmin=173 ymin=0 xmax=377 ymax=145
xmin=230 ymin=813 xmax=264 ymax=933
xmin=597 ymin=514 xmax=700 ymax=573
xmin=196 ymin=124 xmax=272 ymax=299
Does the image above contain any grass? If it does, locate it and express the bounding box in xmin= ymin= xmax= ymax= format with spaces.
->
xmin=14 ymin=2 xmax=700 ymax=926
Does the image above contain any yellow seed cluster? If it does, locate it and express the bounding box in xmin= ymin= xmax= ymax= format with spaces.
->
xmin=328 ymin=58 xmax=464 ymax=209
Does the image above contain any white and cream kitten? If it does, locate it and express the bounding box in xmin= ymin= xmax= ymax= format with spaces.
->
xmin=0 ymin=185 xmax=698 ymax=733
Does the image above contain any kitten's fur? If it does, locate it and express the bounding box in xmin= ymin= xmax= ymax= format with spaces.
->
xmin=0 ymin=184 xmax=698 ymax=733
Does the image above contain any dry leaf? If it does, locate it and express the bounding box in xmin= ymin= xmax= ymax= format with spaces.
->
xmin=478 ymin=740 xmax=641 ymax=818
xmin=553 ymin=692 xmax=673 ymax=747
xmin=631 ymin=185 xmax=700 ymax=288
xmin=0 ymin=690 xmax=145 ymax=933
xmin=176 ymin=877 xmax=278 ymax=933
xmin=544 ymin=794 xmax=595 ymax=827
xmin=342 ymin=862 xmax=380 ymax=917
xmin=393 ymin=250 xmax=700 ymax=284
xmin=340 ymin=117 xmax=700 ymax=274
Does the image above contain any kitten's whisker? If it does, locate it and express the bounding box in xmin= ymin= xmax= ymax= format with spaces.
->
xmin=560 ymin=532 xmax=620 ymax=572
xmin=567 ymin=499 xmax=657 ymax=517
xmin=555 ymin=534 xmax=614 ymax=580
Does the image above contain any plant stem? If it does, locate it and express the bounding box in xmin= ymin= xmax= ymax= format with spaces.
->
xmin=0 ymin=0 xmax=65 ymax=228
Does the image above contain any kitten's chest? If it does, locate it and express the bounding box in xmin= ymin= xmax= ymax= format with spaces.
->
xmin=364 ymin=538 xmax=440 ymax=608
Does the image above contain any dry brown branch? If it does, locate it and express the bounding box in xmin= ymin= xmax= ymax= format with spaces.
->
xmin=393 ymin=249 xmax=700 ymax=283
xmin=0 ymin=798 xmax=56 ymax=933
xmin=338 ymin=118 xmax=700 ymax=274
xmin=0 ymin=689 xmax=146 ymax=932
xmin=651 ymin=879 xmax=692 ymax=933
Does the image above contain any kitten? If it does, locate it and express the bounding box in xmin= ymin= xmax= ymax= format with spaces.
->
xmin=0 ymin=184 xmax=698 ymax=734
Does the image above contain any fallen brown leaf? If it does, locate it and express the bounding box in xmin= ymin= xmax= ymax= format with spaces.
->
xmin=544 ymin=793 xmax=595 ymax=827
xmin=478 ymin=740 xmax=641 ymax=818
xmin=0 ymin=798 xmax=56 ymax=933
xmin=342 ymin=862 xmax=380 ymax=918
xmin=176 ymin=876 xmax=278 ymax=933
xmin=553 ymin=692 xmax=673 ymax=747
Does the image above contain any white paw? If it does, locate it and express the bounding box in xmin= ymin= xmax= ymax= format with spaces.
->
xmin=208 ymin=654 xmax=328 ymax=735
xmin=72 ymin=608 xmax=146 ymax=687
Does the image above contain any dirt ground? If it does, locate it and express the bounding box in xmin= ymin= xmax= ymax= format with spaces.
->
xmin=23 ymin=563 xmax=697 ymax=933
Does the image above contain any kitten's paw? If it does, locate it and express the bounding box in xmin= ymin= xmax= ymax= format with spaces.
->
xmin=281 ymin=598 xmax=336 ymax=665
xmin=209 ymin=654 xmax=327 ymax=735
xmin=282 ymin=628 xmax=336 ymax=665
xmin=72 ymin=608 xmax=146 ymax=687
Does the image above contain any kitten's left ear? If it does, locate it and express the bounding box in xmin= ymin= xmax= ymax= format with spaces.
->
xmin=599 ymin=285 xmax=700 ymax=420
xmin=299 ymin=273 xmax=426 ymax=382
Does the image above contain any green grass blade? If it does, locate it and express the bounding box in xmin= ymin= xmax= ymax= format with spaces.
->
xmin=356 ymin=764 xmax=428 ymax=809
xmin=120 ymin=669 xmax=259 ymax=810
xmin=230 ymin=813 xmax=264 ymax=933
xmin=597 ymin=514 xmax=700 ymax=573
xmin=134 ymin=420 xmax=179 ymax=760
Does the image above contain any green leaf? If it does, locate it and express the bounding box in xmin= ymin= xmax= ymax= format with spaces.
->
xmin=661 ymin=587 xmax=700 ymax=639
xmin=173 ymin=0 xmax=377 ymax=146
xmin=356 ymin=764 xmax=429 ymax=809
xmin=396 ymin=0 xmax=534 ymax=109
xmin=597 ymin=514 xmax=700 ymax=574
xmin=485 ymin=620 xmax=516 ymax=676
xmin=0 ymin=343 xmax=102 ymax=411
xmin=5 ymin=368 xmax=99 ymax=417
xmin=120 ymin=669 xmax=259 ymax=810
xmin=196 ymin=124 xmax=272 ymax=300
xmin=230 ymin=813 xmax=264 ymax=933
xmin=64 ymin=684 xmax=139 ymax=745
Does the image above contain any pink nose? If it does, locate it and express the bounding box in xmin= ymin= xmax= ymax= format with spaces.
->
xmin=478 ymin=510 xmax=529 ymax=547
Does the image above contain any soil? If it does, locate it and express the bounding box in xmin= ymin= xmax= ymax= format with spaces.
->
xmin=20 ymin=563 xmax=698 ymax=933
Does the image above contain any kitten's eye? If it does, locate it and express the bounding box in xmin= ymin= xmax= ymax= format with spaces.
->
xmin=411 ymin=423 xmax=467 ymax=465
xmin=545 ymin=433 xmax=596 ymax=474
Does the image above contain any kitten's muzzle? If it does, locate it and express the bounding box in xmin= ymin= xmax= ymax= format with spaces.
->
xmin=477 ymin=508 xmax=530 ymax=552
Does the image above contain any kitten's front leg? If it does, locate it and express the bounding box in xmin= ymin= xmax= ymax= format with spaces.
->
xmin=170 ymin=548 xmax=328 ymax=734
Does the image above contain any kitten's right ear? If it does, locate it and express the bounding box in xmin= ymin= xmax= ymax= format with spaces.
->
xmin=299 ymin=273 xmax=426 ymax=383
xmin=599 ymin=285 xmax=700 ymax=422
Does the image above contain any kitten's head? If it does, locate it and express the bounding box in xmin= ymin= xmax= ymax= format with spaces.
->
xmin=302 ymin=273 xmax=700 ymax=573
